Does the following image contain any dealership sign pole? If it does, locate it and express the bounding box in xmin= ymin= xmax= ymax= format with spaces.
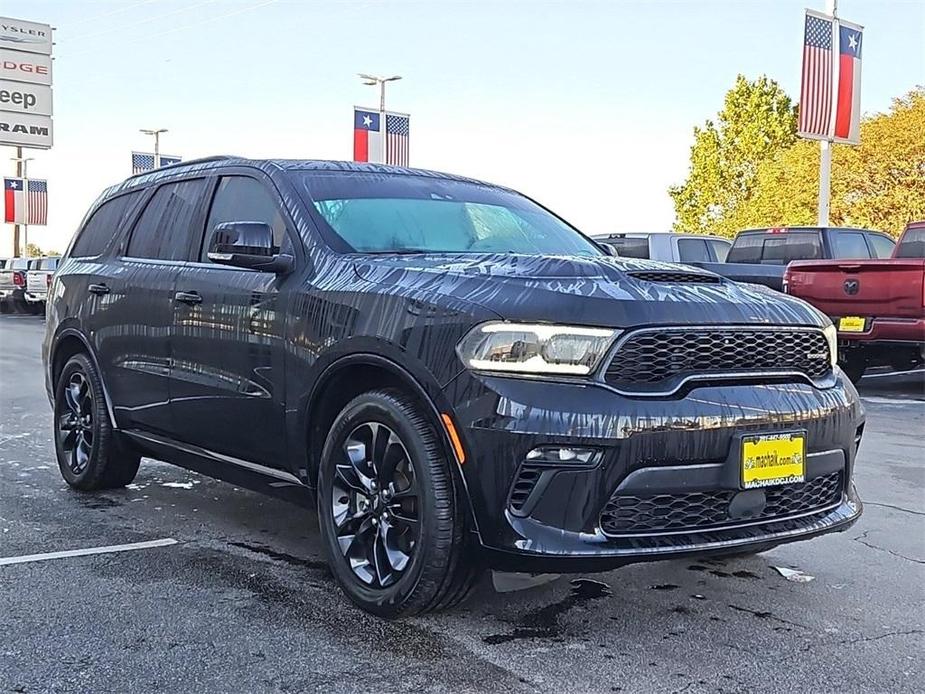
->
xmin=0 ymin=15 xmax=53 ymax=256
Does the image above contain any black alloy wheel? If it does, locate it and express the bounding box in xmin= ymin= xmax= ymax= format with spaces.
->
xmin=318 ymin=389 xmax=479 ymax=618
xmin=57 ymin=370 xmax=95 ymax=476
xmin=53 ymin=353 xmax=140 ymax=490
xmin=332 ymin=421 xmax=421 ymax=588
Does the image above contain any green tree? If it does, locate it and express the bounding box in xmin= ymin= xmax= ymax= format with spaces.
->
xmin=669 ymin=75 xmax=797 ymax=237
xmin=725 ymin=88 xmax=925 ymax=236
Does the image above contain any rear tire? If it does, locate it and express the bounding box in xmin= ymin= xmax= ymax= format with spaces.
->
xmin=317 ymin=388 xmax=478 ymax=618
xmin=54 ymin=353 xmax=140 ymax=490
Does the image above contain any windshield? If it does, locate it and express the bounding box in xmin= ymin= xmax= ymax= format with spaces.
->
xmin=296 ymin=172 xmax=602 ymax=256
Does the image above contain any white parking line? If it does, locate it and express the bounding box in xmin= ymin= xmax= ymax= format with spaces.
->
xmin=0 ymin=538 xmax=178 ymax=567
xmin=863 ymin=368 xmax=925 ymax=380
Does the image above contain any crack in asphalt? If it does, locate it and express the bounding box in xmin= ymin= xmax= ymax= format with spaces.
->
xmin=853 ymin=530 xmax=925 ymax=565
xmin=839 ymin=629 xmax=925 ymax=645
xmin=863 ymin=501 xmax=925 ymax=517
xmin=727 ymin=604 xmax=809 ymax=630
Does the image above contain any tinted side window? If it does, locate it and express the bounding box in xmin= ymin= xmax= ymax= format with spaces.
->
xmin=832 ymin=232 xmax=872 ymax=259
xmin=867 ymin=233 xmax=896 ymax=259
xmin=677 ymin=238 xmax=711 ymax=262
xmin=708 ymin=238 xmax=731 ymax=262
xmin=127 ymin=179 xmax=208 ymax=261
xmin=71 ymin=193 xmax=143 ymax=258
xmin=201 ymin=177 xmax=289 ymax=261
xmin=726 ymin=235 xmax=763 ymax=263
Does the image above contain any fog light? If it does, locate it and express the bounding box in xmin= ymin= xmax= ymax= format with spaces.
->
xmin=525 ymin=446 xmax=600 ymax=465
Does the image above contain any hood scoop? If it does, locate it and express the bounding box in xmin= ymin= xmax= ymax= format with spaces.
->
xmin=627 ymin=270 xmax=722 ymax=284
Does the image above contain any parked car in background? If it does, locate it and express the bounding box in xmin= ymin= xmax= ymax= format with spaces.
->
xmin=0 ymin=257 xmax=30 ymax=314
xmin=24 ymin=256 xmax=60 ymax=312
xmin=699 ymin=227 xmax=897 ymax=291
xmin=591 ymin=232 xmax=731 ymax=263
xmin=785 ymin=222 xmax=925 ymax=382
xmin=43 ymin=158 xmax=863 ymax=618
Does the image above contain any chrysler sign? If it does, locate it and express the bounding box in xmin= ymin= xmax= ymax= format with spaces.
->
xmin=0 ymin=16 xmax=53 ymax=150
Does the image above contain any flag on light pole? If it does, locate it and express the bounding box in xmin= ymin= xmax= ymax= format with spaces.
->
xmin=797 ymin=10 xmax=863 ymax=144
xmin=385 ymin=113 xmax=410 ymax=166
xmin=353 ymin=108 xmax=383 ymax=163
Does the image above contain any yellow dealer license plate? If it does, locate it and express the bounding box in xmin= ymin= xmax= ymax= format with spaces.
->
xmin=741 ymin=433 xmax=805 ymax=489
xmin=838 ymin=316 xmax=866 ymax=332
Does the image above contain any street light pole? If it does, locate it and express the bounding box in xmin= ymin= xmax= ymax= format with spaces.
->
xmin=358 ymin=74 xmax=402 ymax=164
xmin=818 ymin=0 xmax=838 ymax=227
xmin=140 ymin=128 xmax=168 ymax=168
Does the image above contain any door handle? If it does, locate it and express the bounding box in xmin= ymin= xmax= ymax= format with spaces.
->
xmin=174 ymin=291 xmax=203 ymax=306
xmin=88 ymin=283 xmax=110 ymax=295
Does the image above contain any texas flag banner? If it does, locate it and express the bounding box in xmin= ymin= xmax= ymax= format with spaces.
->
xmin=833 ymin=20 xmax=863 ymax=144
xmin=353 ymin=108 xmax=383 ymax=163
xmin=4 ymin=178 xmax=48 ymax=225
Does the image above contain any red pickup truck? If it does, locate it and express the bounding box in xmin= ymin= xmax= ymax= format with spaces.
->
xmin=785 ymin=221 xmax=925 ymax=382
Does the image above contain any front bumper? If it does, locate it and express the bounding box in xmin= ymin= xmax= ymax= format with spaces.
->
xmin=445 ymin=370 xmax=864 ymax=572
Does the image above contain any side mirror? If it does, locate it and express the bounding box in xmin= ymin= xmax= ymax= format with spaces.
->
xmin=597 ymin=241 xmax=619 ymax=257
xmin=207 ymin=221 xmax=293 ymax=273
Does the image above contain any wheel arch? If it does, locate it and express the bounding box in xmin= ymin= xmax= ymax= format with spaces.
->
xmin=301 ymin=353 xmax=481 ymax=537
xmin=49 ymin=329 xmax=118 ymax=429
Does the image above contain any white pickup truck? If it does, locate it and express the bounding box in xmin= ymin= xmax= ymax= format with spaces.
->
xmin=25 ymin=256 xmax=60 ymax=311
xmin=592 ymin=232 xmax=732 ymax=263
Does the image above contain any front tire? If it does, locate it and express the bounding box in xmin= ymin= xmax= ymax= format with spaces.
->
xmin=54 ymin=353 xmax=140 ymax=490
xmin=317 ymin=389 xmax=477 ymax=618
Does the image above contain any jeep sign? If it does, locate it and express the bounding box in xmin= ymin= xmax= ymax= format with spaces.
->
xmin=0 ymin=111 xmax=52 ymax=149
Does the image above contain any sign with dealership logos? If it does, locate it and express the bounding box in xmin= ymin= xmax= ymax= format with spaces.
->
xmin=0 ymin=48 xmax=51 ymax=85
xmin=0 ymin=17 xmax=52 ymax=55
xmin=0 ymin=111 xmax=52 ymax=148
xmin=0 ymin=16 xmax=53 ymax=150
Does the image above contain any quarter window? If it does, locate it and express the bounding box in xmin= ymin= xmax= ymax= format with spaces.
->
xmin=71 ymin=192 xmax=144 ymax=258
xmin=201 ymin=177 xmax=289 ymax=261
xmin=867 ymin=234 xmax=896 ymax=259
xmin=126 ymin=179 xmax=208 ymax=261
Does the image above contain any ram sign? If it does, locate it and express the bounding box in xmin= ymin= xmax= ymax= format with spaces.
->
xmin=0 ymin=16 xmax=53 ymax=150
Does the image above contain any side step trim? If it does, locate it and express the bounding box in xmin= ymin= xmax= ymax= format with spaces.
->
xmin=123 ymin=430 xmax=304 ymax=486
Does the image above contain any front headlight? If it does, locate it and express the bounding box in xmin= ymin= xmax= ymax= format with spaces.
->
xmin=823 ymin=324 xmax=838 ymax=367
xmin=456 ymin=322 xmax=619 ymax=375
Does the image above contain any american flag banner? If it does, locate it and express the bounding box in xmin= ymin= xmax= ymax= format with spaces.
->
xmin=132 ymin=151 xmax=156 ymax=174
xmin=385 ymin=113 xmax=410 ymax=167
xmin=798 ymin=11 xmax=836 ymax=140
xmin=3 ymin=178 xmax=48 ymax=225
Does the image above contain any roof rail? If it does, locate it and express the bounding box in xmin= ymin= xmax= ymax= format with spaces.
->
xmin=126 ymin=155 xmax=239 ymax=179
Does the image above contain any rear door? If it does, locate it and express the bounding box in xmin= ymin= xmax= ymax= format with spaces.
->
xmin=168 ymin=173 xmax=294 ymax=467
xmin=95 ymin=178 xmax=210 ymax=434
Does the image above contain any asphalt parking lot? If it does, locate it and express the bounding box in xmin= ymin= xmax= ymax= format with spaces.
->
xmin=1 ymin=312 xmax=922 ymax=693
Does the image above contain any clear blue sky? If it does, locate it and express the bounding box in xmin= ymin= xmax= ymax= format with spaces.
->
xmin=3 ymin=0 xmax=923 ymax=253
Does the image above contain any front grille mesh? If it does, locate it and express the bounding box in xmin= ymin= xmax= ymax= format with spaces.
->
xmin=599 ymin=471 xmax=843 ymax=536
xmin=605 ymin=328 xmax=831 ymax=389
xmin=628 ymin=271 xmax=722 ymax=284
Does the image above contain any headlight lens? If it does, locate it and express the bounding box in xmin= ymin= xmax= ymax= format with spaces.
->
xmin=823 ymin=324 xmax=838 ymax=367
xmin=456 ymin=322 xmax=619 ymax=375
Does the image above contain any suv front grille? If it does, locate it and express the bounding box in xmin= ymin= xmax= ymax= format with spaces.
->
xmin=599 ymin=471 xmax=843 ymax=536
xmin=604 ymin=328 xmax=831 ymax=390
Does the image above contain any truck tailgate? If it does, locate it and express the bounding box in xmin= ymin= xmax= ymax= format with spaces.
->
xmin=26 ymin=271 xmax=47 ymax=295
xmin=786 ymin=259 xmax=925 ymax=318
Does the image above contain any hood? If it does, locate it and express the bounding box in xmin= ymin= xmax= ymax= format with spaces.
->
xmin=353 ymin=253 xmax=825 ymax=328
